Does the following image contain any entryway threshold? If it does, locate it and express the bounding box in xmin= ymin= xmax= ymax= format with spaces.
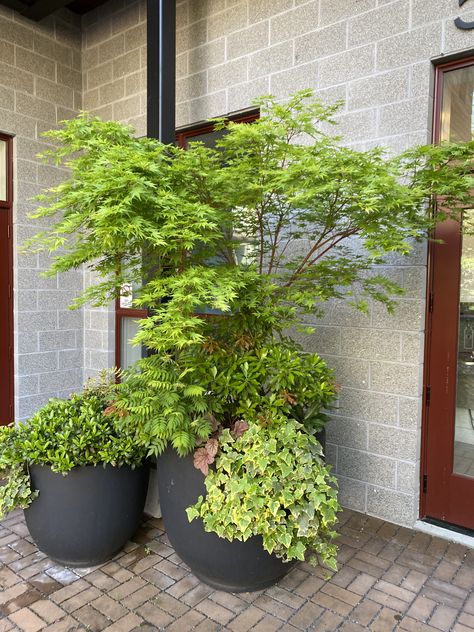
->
xmin=415 ymin=519 xmax=474 ymax=549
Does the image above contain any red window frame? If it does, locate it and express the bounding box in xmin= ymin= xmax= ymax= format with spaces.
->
xmin=0 ymin=132 xmax=14 ymax=423
xmin=115 ymin=111 xmax=259 ymax=369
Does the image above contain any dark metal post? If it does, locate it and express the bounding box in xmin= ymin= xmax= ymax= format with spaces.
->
xmin=147 ymin=0 xmax=176 ymax=142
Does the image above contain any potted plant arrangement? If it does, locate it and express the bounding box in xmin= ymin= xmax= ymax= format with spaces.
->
xmin=23 ymin=90 xmax=473 ymax=589
xmin=0 ymin=374 xmax=149 ymax=567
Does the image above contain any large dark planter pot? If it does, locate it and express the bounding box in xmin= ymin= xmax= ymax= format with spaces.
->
xmin=24 ymin=464 xmax=149 ymax=567
xmin=156 ymin=447 xmax=294 ymax=593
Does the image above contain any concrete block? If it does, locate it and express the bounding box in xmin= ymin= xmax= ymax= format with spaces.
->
xmin=336 ymin=387 xmax=398 ymax=425
xmin=176 ymin=71 xmax=207 ymax=103
xmin=290 ymin=325 xmax=341 ymax=355
xmin=16 ymin=159 xmax=37 ymax=185
xmin=368 ymin=423 xmax=417 ymax=460
xmin=397 ymin=461 xmax=418 ymax=494
xmin=58 ymin=309 xmax=83 ymax=330
xmin=33 ymin=34 xmax=73 ymax=68
xmin=325 ymin=355 xmax=370 ymax=390
xmin=18 ymin=351 xmax=57 ymax=375
xmin=35 ymin=79 xmax=75 ymax=110
xmin=340 ymin=328 xmax=401 ymax=362
xmin=176 ymin=0 xmax=189 ymax=28
xmin=378 ymin=97 xmax=430 ymax=137
xmin=98 ymin=33 xmax=125 ymax=65
xmin=249 ymin=41 xmax=293 ymax=79
xmin=207 ymin=4 xmax=248 ymax=42
xmin=332 ymin=108 xmax=378 ymax=142
xmin=369 ymin=360 xmax=420 ymax=397
xmin=318 ymin=44 xmax=375 ymax=88
xmin=15 ymin=332 xmax=39 ymax=354
xmin=39 ymin=330 xmax=76 ymax=352
xmin=325 ymin=442 xmax=337 ymax=469
xmin=39 ymin=368 xmax=83 ymax=393
xmin=348 ymin=0 xmax=409 ymax=48
xmin=82 ymin=46 xmax=99 ymax=71
xmin=371 ymin=299 xmax=424 ymax=332
xmin=17 ymin=270 xmax=57 ymax=291
xmin=111 ymin=2 xmax=141 ymax=36
xmin=85 ymin=18 xmax=112 ymax=49
xmin=17 ymin=290 xmax=38 ymax=312
xmin=366 ymin=485 xmax=416 ymax=527
xmin=320 ymin=0 xmax=376 ymax=27
xmin=377 ymin=24 xmax=443 ymax=72
xmin=248 ymin=0 xmax=292 ymax=23
xmin=270 ymin=61 xmax=318 ymax=98
xmin=125 ymin=71 xmax=143 ymax=97
xmin=54 ymin=19 xmax=81 ymax=50
xmin=177 ymin=20 xmax=207 ymax=55
xmin=18 ymin=374 xmax=39 ymax=397
xmin=0 ymin=84 xmax=14 ymax=111
xmin=176 ymin=51 xmax=188 ymax=79
xmin=409 ymin=62 xmax=433 ymax=99
xmin=398 ymin=396 xmax=421 ymax=431
xmin=411 ymin=0 xmax=455 ymax=27
xmin=348 ymin=68 xmax=409 ymax=110
xmin=113 ymin=49 xmax=142 ymax=79
xmin=56 ymin=64 xmax=83 ymax=92
xmin=294 ymin=21 xmax=347 ymax=65
xmin=270 ymin=2 xmax=318 ymax=45
xmin=58 ymin=348 xmax=83 ymax=370
xmin=335 ymin=475 xmax=367 ymax=512
xmin=226 ymin=21 xmax=269 ymax=61
xmin=326 ymin=415 xmax=368 ymax=451
xmin=0 ymin=39 xmax=13 ymax=64
xmin=188 ymin=0 xmax=226 ymax=24
xmin=401 ymin=332 xmax=423 ymax=364
xmin=209 ymin=58 xmax=248 ymax=92
xmin=189 ymin=90 xmax=227 ymax=123
xmin=87 ymin=61 xmax=114 ymax=91
xmin=18 ymin=393 xmax=54 ymax=420
xmin=338 ymin=447 xmax=396 ymax=488
xmin=99 ymin=78 xmax=125 ymax=105
xmin=227 ymin=76 xmax=269 ymax=113
xmin=0 ymin=62 xmax=34 ymax=95
xmin=0 ymin=15 xmax=35 ymax=48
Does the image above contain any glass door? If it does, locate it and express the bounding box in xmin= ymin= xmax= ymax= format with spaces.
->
xmin=0 ymin=133 xmax=13 ymax=425
xmin=423 ymin=59 xmax=474 ymax=530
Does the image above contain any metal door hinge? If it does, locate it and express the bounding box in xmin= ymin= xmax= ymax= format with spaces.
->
xmin=425 ymin=386 xmax=431 ymax=406
xmin=423 ymin=474 xmax=428 ymax=493
xmin=428 ymin=293 xmax=434 ymax=313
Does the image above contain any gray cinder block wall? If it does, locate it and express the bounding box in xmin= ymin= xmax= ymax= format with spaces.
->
xmin=0 ymin=6 xmax=85 ymax=420
xmin=3 ymin=0 xmax=473 ymax=526
xmin=172 ymin=0 xmax=474 ymax=527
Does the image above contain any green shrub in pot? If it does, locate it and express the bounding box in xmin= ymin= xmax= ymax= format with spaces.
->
xmin=22 ymin=90 xmax=474 ymax=583
xmin=0 ymin=375 xmax=149 ymax=566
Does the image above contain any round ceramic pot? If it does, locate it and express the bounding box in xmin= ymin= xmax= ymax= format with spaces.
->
xmin=156 ymin=447 xmax=293 ymax=592
xmin=24 ymin=463 xmax=149 ymax=567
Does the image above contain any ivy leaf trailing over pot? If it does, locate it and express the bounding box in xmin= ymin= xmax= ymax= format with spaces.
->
xmin=187 ymin=417 xmax=340 ymax=571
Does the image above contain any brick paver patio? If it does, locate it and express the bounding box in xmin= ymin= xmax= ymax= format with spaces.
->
xmin=0 ymin=507 xmax=473 ymax=631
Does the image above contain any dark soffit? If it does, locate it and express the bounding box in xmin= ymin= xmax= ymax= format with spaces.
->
xmin=0 ymin=0 xmax=109 ymax=20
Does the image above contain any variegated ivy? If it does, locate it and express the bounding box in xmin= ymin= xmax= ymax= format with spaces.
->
xmin=187 ymin=417 xmax=340 ymax=570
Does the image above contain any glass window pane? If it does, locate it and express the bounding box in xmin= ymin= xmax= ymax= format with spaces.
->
xmin=120 ymin=317 xmax=143 ymax=369
xmin=0 ymin=140 xmax=7 ymax=201
xmin=440 ymin=65 xmax=474 ymax=142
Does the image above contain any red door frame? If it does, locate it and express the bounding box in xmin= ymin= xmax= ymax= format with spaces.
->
xmin=420 ymin=56 xmax=474 ymax=529
xmin=0 ymin=132 xmax=14 ymax=424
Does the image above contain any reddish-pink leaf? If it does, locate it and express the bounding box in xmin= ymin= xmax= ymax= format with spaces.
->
xmin=193 ymin=448 xmax=213 ymax=476
xmin=205 ymin=438 xmax=218 ymax=458
xmin=233 ymin=420 xmax=249 ymax=438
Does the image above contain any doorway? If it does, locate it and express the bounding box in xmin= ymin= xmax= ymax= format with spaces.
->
xmin=422 ymin=58 xmax=474 ymax=531
xmin=0 ymin=132 xmax=13 ymax=425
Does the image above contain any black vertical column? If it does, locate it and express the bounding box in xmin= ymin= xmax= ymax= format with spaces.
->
xmin=147 ymin=0 xmax=176 ymax=143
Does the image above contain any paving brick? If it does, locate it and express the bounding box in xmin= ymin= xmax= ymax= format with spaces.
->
xmin=136 ymin=602 xmax=174 ymax=628
xmin=8 ymin=607 xmax=46 ymax=632
xmin=251 ymin=614 xmax=285 ymax=631
xmin=29 ymin=599 xmax=66 ymax=623
xmin=73 ymin=604 xmax=110 ymax=631
xmin=321 ymin=582 xmax=361 ymax=606
xmin=288 ymin=601 xmax=324 ymax=629
xmin=406 ymin=596 xmax=438 ymax=622
xmin=428 ymin=604 xmax=458 ymax=631
xmin=166 ymin=609 xmax=206 ymax=631
xmin=369 ymin=606 xmax=400 ymax=631
xmin=121 ymin=584 xmax=159 ymax=610
xmin=195 ymin=597 xmax=235 ymax=624
xmin=101 ymin=613 xmax=143 ymax=632
xmin=350 ymin=599 xmax=382 ymax=626
xmin=227 ymin=605 xmax=265 ymax=631
xmin=90 ymin=594 xmax=128 ymax=621
xmin=60 ymin=587 xmax=102 ymax=613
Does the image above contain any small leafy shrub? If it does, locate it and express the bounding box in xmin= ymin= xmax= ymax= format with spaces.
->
xmin=0 ymin=376 xmax=146 ymax=519
xmin=187 ymin=417 xmax=340 ymax=570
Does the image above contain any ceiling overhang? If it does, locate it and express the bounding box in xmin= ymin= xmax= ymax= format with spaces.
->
xmin=0 ymin=0 xmax=109 ymax=20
